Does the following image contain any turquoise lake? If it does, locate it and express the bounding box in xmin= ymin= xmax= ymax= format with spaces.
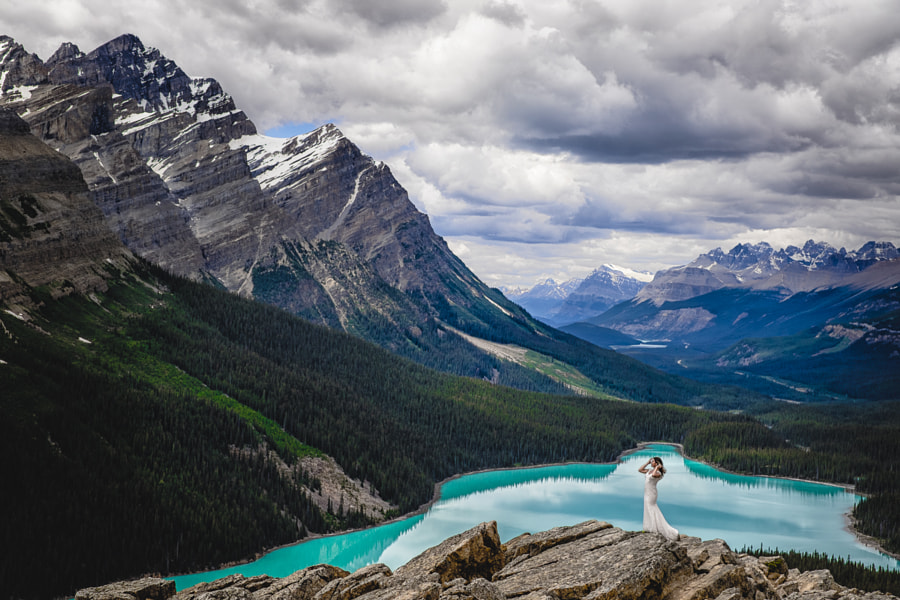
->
xmin=171 ymin=444 xmax=898 ymax=590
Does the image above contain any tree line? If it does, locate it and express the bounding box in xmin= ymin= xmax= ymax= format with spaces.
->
xmin=1 ymin=263 xmax=898 ymax=599
xmin=742 ymin=547 xmax=900 ymax=596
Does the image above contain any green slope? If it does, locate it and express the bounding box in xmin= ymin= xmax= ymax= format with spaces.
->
xmin=3 ymin=264 xmax=900 ymax=598
xmin=0 ymin=262 xmax=746 ymax=597
xmin=675 ymin=285 xmax=900 ymax=401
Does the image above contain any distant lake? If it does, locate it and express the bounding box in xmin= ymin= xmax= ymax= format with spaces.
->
xmin=612 ymin=343 xmax=668 ymax=349
xmin=171 ymin=444 xmax=898 ymax=590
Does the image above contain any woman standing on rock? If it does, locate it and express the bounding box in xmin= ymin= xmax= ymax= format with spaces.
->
xmin=639 ymin=456 xmax=679 ymax=541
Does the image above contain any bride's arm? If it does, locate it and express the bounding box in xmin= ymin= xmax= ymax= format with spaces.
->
xmin=638 ymin=459 xmax=651 ymax=473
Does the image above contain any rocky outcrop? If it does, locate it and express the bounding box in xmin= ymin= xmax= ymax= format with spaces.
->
xmin=0 ymin=106 xmax=134 ymax=308
xmin=75 ymin=577 xmax=177 ymax=600
xmin=75 ymin=521 xmax=898 ymax=600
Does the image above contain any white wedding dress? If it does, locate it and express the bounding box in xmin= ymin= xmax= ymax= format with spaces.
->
xmin=643 ymin=470 xmax=679 ymax=541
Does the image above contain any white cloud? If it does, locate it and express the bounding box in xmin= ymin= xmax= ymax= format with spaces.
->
xmin=2 ymin=0 xmax=899 ymax=289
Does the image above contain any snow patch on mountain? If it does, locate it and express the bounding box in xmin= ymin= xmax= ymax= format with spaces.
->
xmin=233 ymin=124 xmax=345 ymax=192
xmin=605 ymin=264 xmax=654 ymax=283
xmin=505 ymin=264 xmax=651 ymax=326
xmin=636 ymin=240 xmax=900 ymax=306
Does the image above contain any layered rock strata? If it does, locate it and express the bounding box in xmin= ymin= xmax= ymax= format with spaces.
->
xmin=75 ymin=520 xmax=897 ymax=600
xmin=0 ymin=106 xmax=133 ymax=308
xmin=0 ymin=33 xmax=508 ymax=337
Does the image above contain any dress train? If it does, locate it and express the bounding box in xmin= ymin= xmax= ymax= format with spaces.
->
xmin=643 ymin=471 xmax=679 ymax=541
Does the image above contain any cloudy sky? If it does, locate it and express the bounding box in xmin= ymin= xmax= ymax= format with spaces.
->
xmin=3 ymin=0 xmax=899 ymax=288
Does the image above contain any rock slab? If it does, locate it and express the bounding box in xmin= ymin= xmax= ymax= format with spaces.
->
xmin=75 ymin=521 xmax=899 ymax=600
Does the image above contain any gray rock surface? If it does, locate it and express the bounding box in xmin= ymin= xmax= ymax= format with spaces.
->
xmin=75 ymin=521 xmax=899 ymax=600
xmin=75 ymin=577 xmax=176 ymax=600
xmin=0 ymin=106 xmax=134 ymax=307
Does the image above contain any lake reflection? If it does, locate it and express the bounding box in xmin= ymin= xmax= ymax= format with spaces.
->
xmin=171 ymin=444 xmax=897 ymax=590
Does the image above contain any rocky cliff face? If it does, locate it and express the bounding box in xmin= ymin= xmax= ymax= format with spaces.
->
xmin=0 ymin=105 xmax=134 ymax=309
xmin=74 ymin=520 xmax=896 ymax=600
xmin=0 ymin=33 xmax=509 ymax=343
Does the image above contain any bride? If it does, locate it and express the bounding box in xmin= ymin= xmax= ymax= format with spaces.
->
xmin=638 ymin=456 xmax=679 ymax=541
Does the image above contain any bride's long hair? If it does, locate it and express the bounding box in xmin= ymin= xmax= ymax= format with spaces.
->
xmin=653 ymin=456 xmax=666 ymax=476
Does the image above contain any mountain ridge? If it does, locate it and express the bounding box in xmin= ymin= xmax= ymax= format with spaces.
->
xmin=635 ymin=240 xmax=900 ymax=306
xmin=505 ymin=264 xmax=651 ymax=326
xmin=0 ymin=32 xmax=554 ymax=385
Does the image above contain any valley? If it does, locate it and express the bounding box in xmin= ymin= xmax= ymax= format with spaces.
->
xmin=517 ymin=243 xmax=900 ymax=403
xmin=3 ymin=258 xmax=899 ymax=599
xmin=0 ymin=32 xmax=898 ymax=600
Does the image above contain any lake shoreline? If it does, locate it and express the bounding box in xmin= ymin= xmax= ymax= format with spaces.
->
xmin=163 ymin=441 xmax=898 ymax=581
xmin=630 ymin=443 xmax=899 ymax=563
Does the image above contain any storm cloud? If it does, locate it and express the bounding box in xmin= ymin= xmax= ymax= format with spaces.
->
xmin=2 ymin=0 xmax=898 ymax=287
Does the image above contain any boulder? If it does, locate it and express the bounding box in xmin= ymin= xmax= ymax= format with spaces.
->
xmin=312 ymin=563 xmax=393 ymax=600
xmin=173 ymin=565 xmax=348 ymax=600
xmin=393 ymin=521 xmax=505 ymax=585
xmin=74 ymin=577 xmax=175 ymax=600
xmin=495 ymin=525 xmax=693 ymax=600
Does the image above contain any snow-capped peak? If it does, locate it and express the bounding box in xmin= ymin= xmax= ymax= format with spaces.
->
xmin=602 ymin=263 xmax=654 ymax=282
xmin=232 ymin=124 xmax=346 ymax=191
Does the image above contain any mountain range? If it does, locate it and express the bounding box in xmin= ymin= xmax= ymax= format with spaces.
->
xmin=2 ymin=31 xmax=900 ymax=599
xmin=503 ymin=264 xmax=652 ymax=327
xmin=2 ymin=30 xmax=896 ymax=405
xmin=633 ymin=240 xmax=900 ymax=306
xmin=2 ymin=32 xmax=784 ymax=407
xmin=582 ymin=241 xmax=900 ymax=400
xmin=0 ymin=33 xmax=458 ymax=326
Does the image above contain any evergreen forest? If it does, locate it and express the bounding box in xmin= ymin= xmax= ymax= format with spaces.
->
xmin=1 ymin=262 xmax=898 ymax=599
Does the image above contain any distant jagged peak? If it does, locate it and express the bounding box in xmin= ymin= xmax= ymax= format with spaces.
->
xmin=691 ymin=239 xmax=897 ymax=274
xmin=591 ymin=263 xmax=654 ymax=283
xmin=533 ymin=277 xmax=562 ymax=288
xmin=45 ymin=33 xmax=242 ymax=124
xmin=0 ymin=35 xmax=50 ymax=96
xmin=778 ymin=239 xmax=842 ymax=269
xmin=504 ymin=276 xmax=582 ymax=302
xmin=636 ymin=239 xmax=899 ymax=306
xmin=702 ymin=241 xmax=775 ymax=270
xmin=47 ymin=41 xmax=84 ymax=63
xmin=535 ymin=277 xmax=583 ymax=296
xmin=848 ymin=240 xmax=898 ymax=263
xmin=498 ymin=284 xmax=527 ymax=297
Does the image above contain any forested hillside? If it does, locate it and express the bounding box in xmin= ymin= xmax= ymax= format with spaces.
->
xmin=2 ymin=261 xmax=899 ymax=599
